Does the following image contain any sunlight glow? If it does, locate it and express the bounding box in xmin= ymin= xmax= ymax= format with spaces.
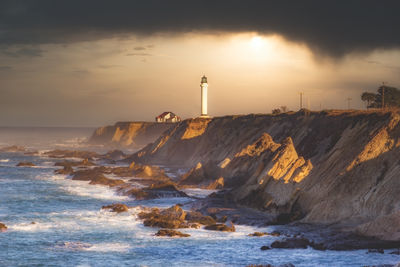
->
xmin=250 ymin=36 xmax=265 ymax=49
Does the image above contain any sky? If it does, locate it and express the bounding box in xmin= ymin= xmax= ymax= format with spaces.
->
xmin=1 ymin=0 xmax=400 ymax=127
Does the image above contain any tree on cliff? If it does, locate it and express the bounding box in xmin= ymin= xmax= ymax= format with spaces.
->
xmin=361 ymin=85 xmax=400 ymax=109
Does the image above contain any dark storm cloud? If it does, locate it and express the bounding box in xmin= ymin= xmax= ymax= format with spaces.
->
xmin=0 ymin=0 xmax=399 ymax=57
xmin=2 ymin=47 xmax=43 ymax=57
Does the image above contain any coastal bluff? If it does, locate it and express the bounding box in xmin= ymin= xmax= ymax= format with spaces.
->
xmin=89 ymin=121 xmax=174 ymax=148
xmin=128 ymin=109 xmax=400 ymax=242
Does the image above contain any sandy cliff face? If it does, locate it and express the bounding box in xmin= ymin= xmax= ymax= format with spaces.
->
xmin=129 ymin=110 xmax=400 ymax=241
xmin=89 ymin=121 xmax=174 ymax=149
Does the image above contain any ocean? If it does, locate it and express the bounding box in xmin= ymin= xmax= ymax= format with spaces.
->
xmin=0 ymin=127 xmax=399 ymax=267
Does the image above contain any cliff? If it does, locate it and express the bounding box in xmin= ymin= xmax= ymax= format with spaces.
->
xmin=129 ymin=110 xmax=400 ymax=241
xmin=89 ymin=121 xmax=174 ymax=149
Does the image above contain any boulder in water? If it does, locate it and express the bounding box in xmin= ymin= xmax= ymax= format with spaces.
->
xmin=204 ymin=221 xmax=235 ymax=232
xmin=55 ymin=165 xmax=74 ymax=175
xmin=270 ymin=237 xmax=311 ymax=249
xmin=72 ymin=169 xmax=125 ymax=187
xmin=16 ymin=161 xmax=36 ymax=167
xmin=44 ymin=149 xmax=99 ymax=159
xmin=160 ymin=205 xmax=187 ymax=221
xmin=155 ymin=229 xmax=190 ymax=237
xmin=126 ymin=182 xmax=188 ymax=200
xmin=0 ymin=222 xmax=7 ymax=232
xmin=102 ymin=203 xmax=129 ymax=213
xmin=249 ymin=231 xmax=281 ymax=237
xmin=367 ymin=248 xmax=384 ymax=254
xmin=186 ymin=211 xmax=216 ymax=226
xmin=138 ymin=205 xmax=188 ymax=229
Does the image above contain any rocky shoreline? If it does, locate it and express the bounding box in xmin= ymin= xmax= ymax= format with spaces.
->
xmin=3 ymin=144 xmax=398 ymax=255
xmin=3 ymin=110 xmax=400 ymax=260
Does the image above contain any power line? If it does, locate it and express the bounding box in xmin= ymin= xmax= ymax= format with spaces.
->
xmin=382 ymin=82 xmax=385 ymax=108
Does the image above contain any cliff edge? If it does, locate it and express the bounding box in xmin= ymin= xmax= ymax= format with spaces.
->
xmin=89 ymin=121 xmax=174 ymax=149
xmin=129 ymin=110 xmax=400 ymax=241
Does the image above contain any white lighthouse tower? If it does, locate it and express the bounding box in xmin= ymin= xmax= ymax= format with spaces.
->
xmin=200 ymin=75 xmax=209 ymax=117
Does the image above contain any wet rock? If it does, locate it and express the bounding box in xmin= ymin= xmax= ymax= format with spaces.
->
xmin=125 ymin=188 xmax=150 ymax=200
xmin=155 ymin=229 xmax=190 ymax=237
xmin=55 ymin=165 xmax=74 ymax=175
xmin=0 ymin=222 xmax=7 ymax=232
xmin=138 ymin=206 xmax=187 ymax=229
xmin=89 ymin=176 xmax=125 ymax=187
xmin=129 ymin=162 xmax=170 ymax=180
xmin=101 ymin=150 xmax=126 ymax=160
xmin=55 ymin=159 xmax=95 ymax=168
xmin=309 ymin=241 xmax=326 ymax=251
xmin=44 ymin=149 xmax=99 ymax=159
xmin=249 ymin=231 xmax=281 ymax=237
xmin=143 ymin=218 xmax=186 ymax=229
xmin=16 ymin=161 xmax=36 ymax=167
xmin=186 ymin=211 xmax=216 ymax=226
xmin=204 ymin=221 xmax=235 ymax=232
xmin=249 ymin=232 xmax=266 ymax=237
xmin=189 ymin=223 xmax=201 ymax=229
xmin=271 ymin=237 xmax=311 ymax=249
xmin=72 ymin=169 xmax=124 ymax=187
xmin=390 ymin=249 xmax=400 ymax=255
xmin=146 ymin=182 xmax=189 ymax=198
xmin=160 ymin=205 xmax=186 ymax=221
xmin=102 ymin=203 xmax=129 ymax=213
xmin=367 ymin=248 xmax=385 ymax=254
xmin=260 ymin=246 xmax=271 ymax=250
xmin=125 ymin=182 xmax=188 ymax=200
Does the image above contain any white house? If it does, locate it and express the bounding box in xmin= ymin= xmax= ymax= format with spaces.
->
xmin=155 ymin=112 xmax=181 ymax=123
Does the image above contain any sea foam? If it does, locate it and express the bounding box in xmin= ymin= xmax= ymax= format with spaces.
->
xmin=38 ymin=174 xmax=129 ymax=201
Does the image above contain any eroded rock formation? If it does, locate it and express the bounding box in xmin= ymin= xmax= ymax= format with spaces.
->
xmin=89 ymin=121 xmax=174 ymax=148
xmin=128 ymin=110 xmax=400 ymax=241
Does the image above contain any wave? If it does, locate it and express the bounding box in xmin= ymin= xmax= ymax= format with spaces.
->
xmin=37 ymin=174 xmax=130 ymax=201
xmin=0 ymin=159 xmax=9 ymax=162
xmin=11 ymin=221 xmax=54 ymax=232
xmin=83 ymin=242 xmax=131 ymax=252
xmin=182 ymin=188 xmax=217 ymax=198
xmin=61 ymin=181 xmax=129 ymax=201
xmin=55 ymin=241 xmax=131 ymax=253
xmin=10 ymin=208 xmax=141 ymax=233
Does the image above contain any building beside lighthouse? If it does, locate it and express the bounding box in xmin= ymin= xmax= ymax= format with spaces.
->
xmin=155 ymin=111 xmax=181 ymax=123
xmin=200 ymin=75 xmax=209 ymax=118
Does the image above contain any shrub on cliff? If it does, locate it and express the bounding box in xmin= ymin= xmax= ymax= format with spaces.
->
xmin=361 ymin=85 xmax=400 ymax=109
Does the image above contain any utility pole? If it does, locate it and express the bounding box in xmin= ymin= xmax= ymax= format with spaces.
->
xmin=382 ymin=82 xmax=385 ymax=109
xmin=299 ymin=92 xmax=304 ymax=110
xmin=346 ymin=98 xmax=352 ymax=110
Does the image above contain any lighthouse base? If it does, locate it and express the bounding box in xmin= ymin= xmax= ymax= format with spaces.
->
xmin=199 ymin=114 xmax=211 ymax=118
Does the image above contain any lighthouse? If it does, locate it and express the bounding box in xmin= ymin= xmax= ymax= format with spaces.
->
xmin=200 ymin=75 xmax=209 ymax=117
